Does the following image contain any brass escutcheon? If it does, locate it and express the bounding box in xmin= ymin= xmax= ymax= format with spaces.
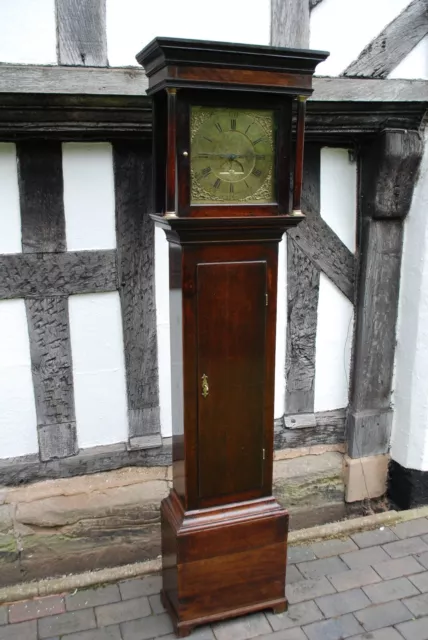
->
xmin=201 ymin=374 xmax=209 ymax=398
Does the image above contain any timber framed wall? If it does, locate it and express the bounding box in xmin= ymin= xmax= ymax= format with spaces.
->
xmin=272 ymin=0 xmax=426 ymax=479
xmin=0 ymin=139 xmax=161 ymax=461
xmin=0 ymin=0 xmax=427 ymax=486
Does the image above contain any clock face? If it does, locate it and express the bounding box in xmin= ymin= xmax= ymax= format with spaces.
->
xmin=190 ymin=106 xmax=275 ymax=205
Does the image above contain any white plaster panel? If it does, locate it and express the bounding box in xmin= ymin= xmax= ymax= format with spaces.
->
xmin=314 ymin=274 xmax=353 ymax=412
xmin=69 ymin=292 xmax=128 ymax=449
xmin=0 ymin=143 xmax=21 ymax=254
xmin=106 ymin=0 xmax=271 ymax=67
xmin=155 ymin=224 xmax=172 ymax=438
xmin=310 ymin=0 xmax=411 ymax=76
xmin=321 ymin=148 xmax=357 ymax=253
xmin=0 ymin=299 xmax=38 ymax=458
xmin=274 ymin=235 xmax=287 ymax=419
xmin=391 ymin=129 xmax=428 ymax=471
xmin=63 ymin=143 xmax=116 ymax=251
xmin=0 ymin=0 xmax=56 ymax=64
xmin=389 ymin=35 xmax=428 ymax=80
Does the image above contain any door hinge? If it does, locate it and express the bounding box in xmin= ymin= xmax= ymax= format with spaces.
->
xmin=262 ymin=448 xmax=266 ymax=460
xmin=265 ymin=293 xmax=268 ymax=306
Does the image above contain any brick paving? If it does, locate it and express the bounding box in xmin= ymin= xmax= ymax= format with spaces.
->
xmin=2 ymin=517 xmax=428 ymax=639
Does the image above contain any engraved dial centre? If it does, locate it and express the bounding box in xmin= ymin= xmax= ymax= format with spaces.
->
xmin=191 ymin=106 xmax=275 ymax=204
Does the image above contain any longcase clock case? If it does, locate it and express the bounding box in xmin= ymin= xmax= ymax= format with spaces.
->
xmin=137 ymin=38 xmax=328 ymax=638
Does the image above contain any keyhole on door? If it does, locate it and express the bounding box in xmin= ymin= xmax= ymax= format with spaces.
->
xmin=201 ymin=374 xmax=209 ymax=398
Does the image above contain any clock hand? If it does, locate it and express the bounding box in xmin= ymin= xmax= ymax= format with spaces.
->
xmin=197 ymin=153 xmax=239 ymax=158
xmin=197 ymin=152 xmax=270 ymax=159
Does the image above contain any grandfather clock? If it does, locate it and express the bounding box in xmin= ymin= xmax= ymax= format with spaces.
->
xmin=137 ymin=38 xmax=327 ymax=637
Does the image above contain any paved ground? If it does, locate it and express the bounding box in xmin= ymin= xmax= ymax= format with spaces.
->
xmin=2 ymin=516 xmax=428 ymax=639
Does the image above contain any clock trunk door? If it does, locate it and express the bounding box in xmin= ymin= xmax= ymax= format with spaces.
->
xmin=196 ymin=260 xmax=267 ymax=505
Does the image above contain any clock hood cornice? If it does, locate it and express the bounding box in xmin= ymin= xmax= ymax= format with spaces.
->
xmin=136 ymin=37 xmax=328 ymax=96
xmin=150 ymin=214 xmax=304 ymax=245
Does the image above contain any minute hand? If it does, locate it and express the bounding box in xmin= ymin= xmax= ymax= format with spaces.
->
xmin=197 ymin=153 xmax=267 ymax=158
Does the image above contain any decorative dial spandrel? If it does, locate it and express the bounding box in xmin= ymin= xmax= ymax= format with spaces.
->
xmin=190 ymin=106 xmax=275 ymax=205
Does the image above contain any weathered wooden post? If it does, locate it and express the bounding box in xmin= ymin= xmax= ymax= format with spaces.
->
xmin=345 ymin=130 xmax=423 ymax=500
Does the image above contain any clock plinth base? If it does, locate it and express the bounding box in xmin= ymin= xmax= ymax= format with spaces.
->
xmin=161 ymin=490 xmax=289 ymax=637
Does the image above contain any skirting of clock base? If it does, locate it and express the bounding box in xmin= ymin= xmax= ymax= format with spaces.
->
xmin=161 ymin=490 xmax=289 ymax=637
xmin=161 ymin=588 xmax=288 ymax=638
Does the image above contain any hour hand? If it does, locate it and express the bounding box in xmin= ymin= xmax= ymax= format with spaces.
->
xmin=197 ymin=153 xmax=248 ymax=159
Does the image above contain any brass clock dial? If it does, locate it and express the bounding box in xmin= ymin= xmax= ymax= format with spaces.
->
xmin=190 ymin=106 xmax=275 ymax=205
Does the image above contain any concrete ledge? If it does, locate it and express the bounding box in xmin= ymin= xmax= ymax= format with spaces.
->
xmin=344 ymin=453 xmax=390 ymax=502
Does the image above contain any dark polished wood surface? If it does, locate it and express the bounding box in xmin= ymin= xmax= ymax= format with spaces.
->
xmin=140 ymin=36 xmax=323 ymax=637
xmin=293 ymin=98 xmax=307 ymax=212
xmin=152 ymin=217 xmax=300 ymax=636
xmin=161 ymin=489 xmax=288 ymax=637
xmin=137 ymin=37 xmax=328 ymax=96
xmin=197 ymin=261 xmax=266 ymax=503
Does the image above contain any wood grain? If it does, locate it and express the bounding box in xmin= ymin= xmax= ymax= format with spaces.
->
xmin=344 ymin=0 xmax=428 ymax=79
xmin=311 ymin=77 xmax=428 ymax=102
xmin=305 ymin=102 xmax=427 ymax=143
xmin=352 ymin=221 xmax=405 ymax=408
xmin=0 ymin=94 xmax=152 ymax=141
xmin=0 ymin=251 xmax=117 ymax=299
xmin=0 ymin=65 xmax=427 ymax=103
xmin=0 ymin=95 xmax=424 ymax=147
xmin=162 ymin=491 xmax=287 ymax=635
xmin=25 ymin=297 xmax=77 ymax=461
xmin=18 ymin=141 xmax=78 ymax=462
xmin=347 ymin=130 xmax=423 ymax=458
xmin=287 ymin=143 xmax=355 ymax=303
xmin=0 ymin=65 xmax=149 ymax=95
xmin=0 ymin=439 xmax=173 ymax=486
xmin=56 ymin=0 xmax=108 ymax=66
xmin=17 ymin=142 xmax=65 ymax=253
xmin=275 ymin=409 xmax=346 ymax=449
xmin=197 ymin=261 xmax=266 ymax=501
xmin=287 ymin=216 xmax=355 ymax=302
xmin=114 ymin=142 xmax=160 ymax=440
xmin=38 ymin=423 xmax=78 ymax=462
xmin=362 ymin=130 xmax=424 ymax=220
xmin=286 ymin=243 xmax=319 ymax=413
xmin=271 ymin=0 xmax=310 ymax=48
xmin=25 ymin=297 xmax=75 ymax=425
xmin=286 ymin=145 xmax=320 ymax=414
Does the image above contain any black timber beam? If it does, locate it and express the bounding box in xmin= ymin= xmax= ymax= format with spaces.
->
xmin=114 ymin=141 xmax=162 ymax=447
xmin=0 ymin=250 xmax=117 ymax=299
xmin=347 ymin=130 xmax=424 ymax=458
xmin=0 ymin=93 xmax=425 ymax=144
xmin=17 ymin=141 xmax=78 ymax=461
xmin=285 ymin=145 xmax=321 ymax=414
